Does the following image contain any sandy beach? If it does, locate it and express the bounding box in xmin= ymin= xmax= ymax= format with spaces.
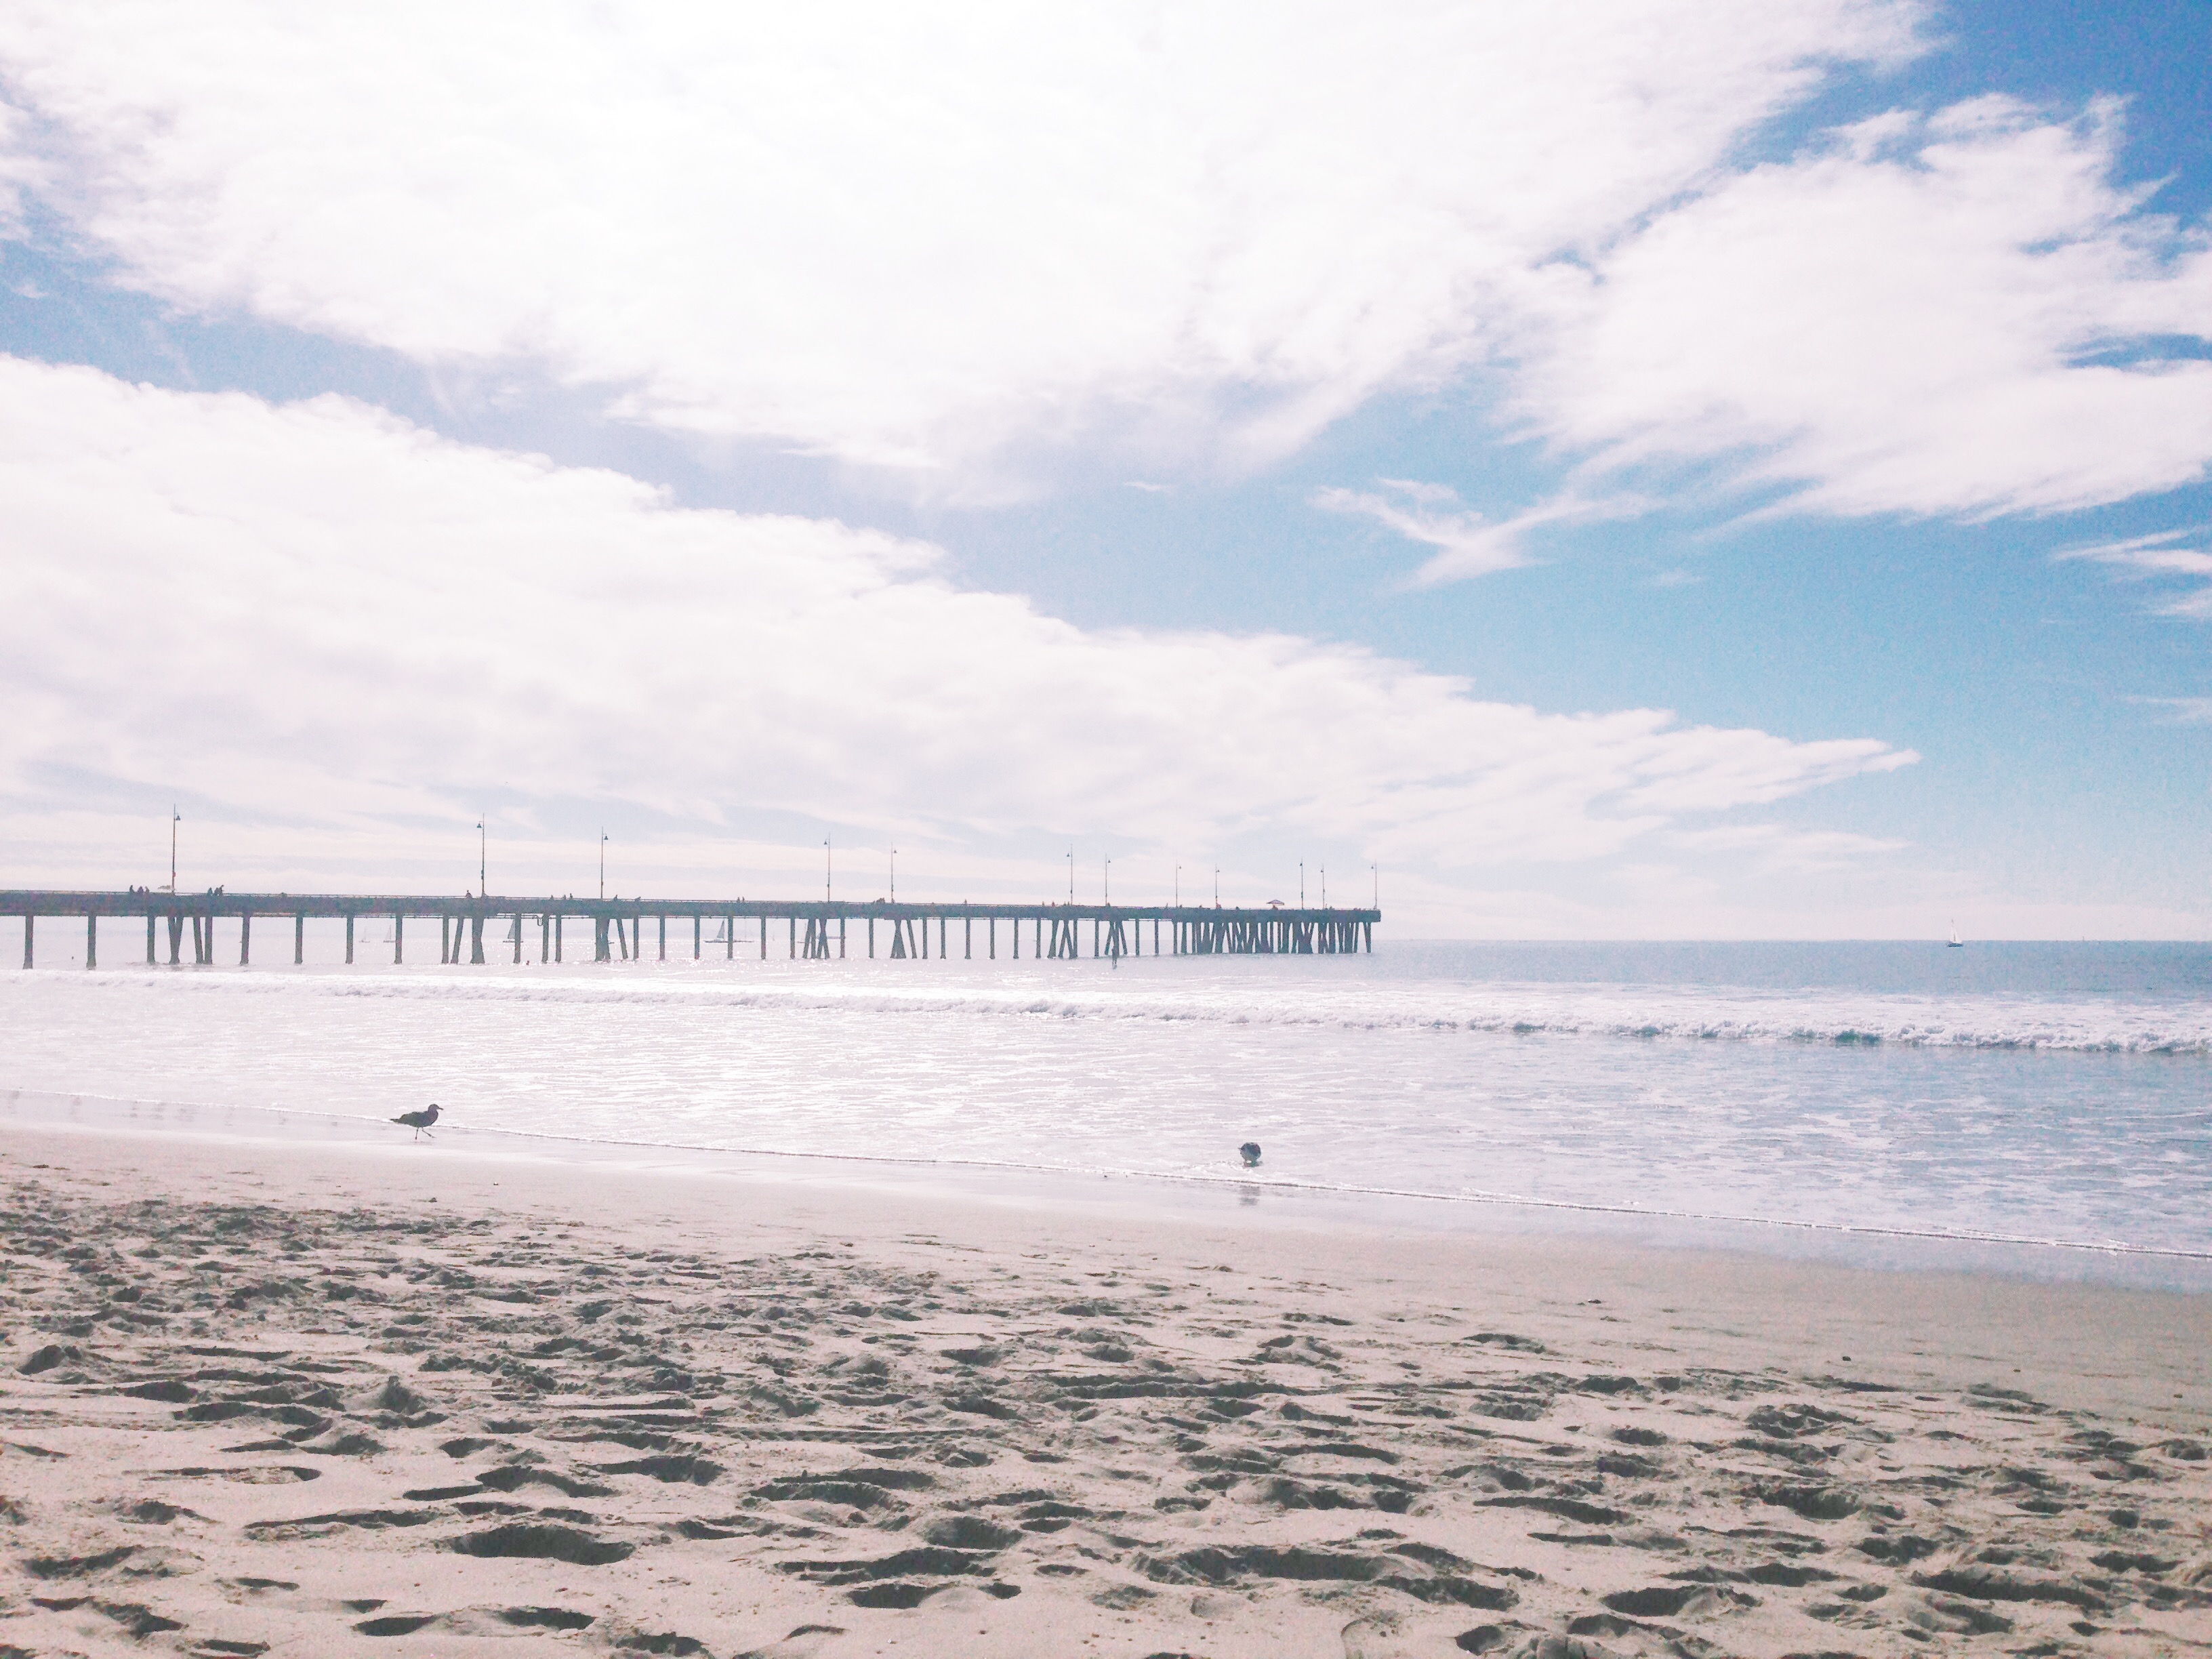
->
xmin=1 ymin=1119 xmax=2207 ymax=1659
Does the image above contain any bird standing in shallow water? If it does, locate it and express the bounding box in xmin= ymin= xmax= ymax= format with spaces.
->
xmin=1239 ymin=1141 xmax=1261 ymax=1168
xmin=392 ymin=1103 xmax=441 ymax=1140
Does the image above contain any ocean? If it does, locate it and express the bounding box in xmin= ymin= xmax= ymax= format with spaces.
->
xmin=3 ymin=935 xmax=2207 ymax=1282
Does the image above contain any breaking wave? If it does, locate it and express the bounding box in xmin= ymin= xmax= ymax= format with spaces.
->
xmin=76 ymin=964 xmax=2212 ymax=1057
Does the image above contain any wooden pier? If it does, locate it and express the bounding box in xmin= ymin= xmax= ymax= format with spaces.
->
xmin=1 ymin=890 xmax=1377 ymax=967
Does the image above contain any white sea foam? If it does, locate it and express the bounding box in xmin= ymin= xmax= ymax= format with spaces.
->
xmin=72 ymin=960 xmax=2212 ymax=1053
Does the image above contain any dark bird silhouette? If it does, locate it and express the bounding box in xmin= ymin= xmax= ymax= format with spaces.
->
xmin=392 ymin=1103 xmax=441 ymax=1141
xmin=1238 ymin=1141 xmax=1261 ymax=1168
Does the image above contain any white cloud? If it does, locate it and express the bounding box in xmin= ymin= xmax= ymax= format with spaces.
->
xmin=2134 ymin=697 xmax=2212 ymax=725
xmin=2060 ymin=529 xmax=2212 ymax=617
xmin=0 ymin=0 xmax=1917 ymax=489
xmin=1518 ymin=98 xmax=2212 ymax=520
xmin=1671 ymin=822 xmax=1908 ymax=873
xmin=1311 ymin=480 xmax=1641 ymax=581
xmin=0 ymin=358 xmax=1914 ymax=907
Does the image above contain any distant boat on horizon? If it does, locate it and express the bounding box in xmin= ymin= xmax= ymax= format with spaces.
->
xmin=1947 ymin=921 xmax=1964 ymax=947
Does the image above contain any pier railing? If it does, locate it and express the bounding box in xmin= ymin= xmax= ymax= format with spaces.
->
xmin=1 ymin=890 xmax=1376 ymax=967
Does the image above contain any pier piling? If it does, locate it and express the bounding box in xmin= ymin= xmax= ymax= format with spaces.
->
xmin=7 ymin=891 xmax=1378 ymax=974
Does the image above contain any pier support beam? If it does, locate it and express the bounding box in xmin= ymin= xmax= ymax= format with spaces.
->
xmin=659 ymin=914 xmax=666 ymax=961
xmin=693 ymin=915 xmax=700 ymax=960
xmin=239 ymin=913 xmax=251 ymax=966
xmin=20 ymin=914 xmax=30 ymax=970
xmin=345 ymin=915 xmax=354 ymax=964
xmin=471 ymin=914 xmax=485 ymax=964
xmin=295 ymin=913 xmax=304 ymax=965
xmin=556 ymin=914 xmax=564 ymax=962
xmin=85 ymin=914 xmax=96 ymax=970
xmin=169 ymin=914 xmax=184 ymax=966
xmin=146 ymin=912 xmax=156 ymax=965
xmin=394 ymin=914 xmax=404 ymax=964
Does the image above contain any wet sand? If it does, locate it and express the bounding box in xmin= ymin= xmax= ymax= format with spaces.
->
xmin=1 ymin=1120 xmax=2208 ymax=1658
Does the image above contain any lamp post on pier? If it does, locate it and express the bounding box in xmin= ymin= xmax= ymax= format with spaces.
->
xmin=599 ymin=831 xmax=607 ymax=900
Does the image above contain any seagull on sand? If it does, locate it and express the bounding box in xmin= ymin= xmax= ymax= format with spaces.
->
xmin=392 ymin=1103 xmax=441 ymax=1141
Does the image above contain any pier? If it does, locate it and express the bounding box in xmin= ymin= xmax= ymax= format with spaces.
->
xmin=2 ymin=890 xmax=1376 ymax=967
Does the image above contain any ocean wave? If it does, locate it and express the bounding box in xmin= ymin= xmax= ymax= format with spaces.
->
xmin=47 ymin=965 xmax=2212 ymax=1055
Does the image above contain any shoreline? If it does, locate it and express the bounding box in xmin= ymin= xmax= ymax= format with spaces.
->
xmin=1 ymin=1111 xmax=2208 ymax=1656
xmin=8 ymin=1086 xmax=2211 ymax=1296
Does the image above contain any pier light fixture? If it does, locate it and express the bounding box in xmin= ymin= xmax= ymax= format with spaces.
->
xmin=167 ymin=806 xmax=180 ymax=895
xmin=477 ymin=817 xmax=487 ymax=896
xmin=889 ymin=847 xmax=897 ymax=903
xmin=1299 ymin=861 xmax=1305 ymax=908
xmin=1214 ymin=867 xmax=1221 ymax=907
xmin=1104 ymin=856 xmax=1111 ymax=904
xmin=1321 ymin=867 xmax=1327 ymax=907
xmin=824 ymin=836 xmax=832 ymax=903
xmin=1174 ymin=864 xmax=1181 ymax=906
xmin=599 ymin=830 xmax=608 ymax=900
xmin=1067 ymin=848 xmax=1074 ymax=903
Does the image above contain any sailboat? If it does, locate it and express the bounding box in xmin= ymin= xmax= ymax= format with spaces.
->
xmin=1946 ymin=920 xmax=1964 ymax=948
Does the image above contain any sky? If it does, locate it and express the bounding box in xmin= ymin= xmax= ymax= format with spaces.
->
xmin=0 ymin=0 xmax=2207 ymax=937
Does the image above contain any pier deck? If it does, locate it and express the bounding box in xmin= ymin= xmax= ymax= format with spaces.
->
xmin=2 ymin=890 xmax=1376 ymax=966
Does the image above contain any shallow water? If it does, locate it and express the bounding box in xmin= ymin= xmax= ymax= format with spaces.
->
xmin=1 ymin=935 xmax=2206 ymax=1267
